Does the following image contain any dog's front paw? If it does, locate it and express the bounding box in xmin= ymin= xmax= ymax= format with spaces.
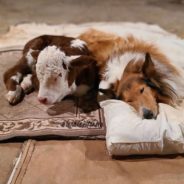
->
xmin=5 ymin=85 xmax=24 ymax=105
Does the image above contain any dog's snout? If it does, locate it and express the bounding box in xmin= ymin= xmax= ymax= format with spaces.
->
xmin=38 ymin=97 xmax=47 ymax=104
xmin=142 ymin=108 xmax=154 ymax=119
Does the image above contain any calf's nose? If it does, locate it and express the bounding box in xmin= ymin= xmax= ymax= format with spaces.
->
xmin=38 ymin=97 xmax=47 ymax=104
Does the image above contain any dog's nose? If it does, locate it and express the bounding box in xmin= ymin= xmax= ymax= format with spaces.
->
xmin=38 ymin=97 xmax=47 ymax=104
xmin=142 ymin=108 xmax=154 ymax=119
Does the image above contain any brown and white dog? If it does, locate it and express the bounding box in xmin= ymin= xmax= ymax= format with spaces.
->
xmin=3 ymin=35 xmax=100 ymax=112
xmin=80 ymin=29 xmax=184 ymax=119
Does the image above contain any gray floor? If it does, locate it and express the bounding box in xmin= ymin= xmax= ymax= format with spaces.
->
xmin=0 ymin=0 xmax=184 ymax=35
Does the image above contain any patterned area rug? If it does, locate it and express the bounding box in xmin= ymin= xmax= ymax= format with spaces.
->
xmin=0 ymin=50 xmax=105 ymax=141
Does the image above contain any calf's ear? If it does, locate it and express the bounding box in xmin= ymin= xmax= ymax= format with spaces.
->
xmin=68 ymin=55 xmax=97 ymax=67
xmin=31 ymin=50 xmax=40 ymax=60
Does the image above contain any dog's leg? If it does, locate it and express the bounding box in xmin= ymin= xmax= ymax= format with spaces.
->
xmin=3 ymin=56 xmax=32 ymax=105
xmin=99 ymin=80 xmax=111 ymax=95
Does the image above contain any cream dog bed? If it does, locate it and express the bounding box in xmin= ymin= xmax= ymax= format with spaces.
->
xmin=1 ymin=22 xmax=184 ymax=155
xmin=101 ymin=100 xmax=184 ymax=155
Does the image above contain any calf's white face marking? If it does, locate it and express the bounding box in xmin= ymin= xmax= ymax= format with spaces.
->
xmin=36 ymin=46 xmax=79 ymax=104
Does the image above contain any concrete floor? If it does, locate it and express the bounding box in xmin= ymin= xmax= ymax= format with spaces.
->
xmin=0 ymin=0 xmax=184 ymax=35
xmin=0 ymin=0 xmax=184 ymax=183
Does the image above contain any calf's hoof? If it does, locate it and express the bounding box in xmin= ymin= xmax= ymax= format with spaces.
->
xmin=5 ymin=85 xmax=24 ymax=105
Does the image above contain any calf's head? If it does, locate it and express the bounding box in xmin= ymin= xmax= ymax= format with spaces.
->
xmin=36 ymin=46 xmax=96 ymax=104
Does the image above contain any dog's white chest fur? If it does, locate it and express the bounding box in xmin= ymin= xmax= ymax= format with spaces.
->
xmin=100 ymin=52 xmax=145 ymax=89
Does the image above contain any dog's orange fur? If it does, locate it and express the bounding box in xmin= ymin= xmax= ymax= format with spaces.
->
xmin=80 ymin=29 xmax=179 ymax=119
xmin=80 ymin=29 xmax=178 ymax=75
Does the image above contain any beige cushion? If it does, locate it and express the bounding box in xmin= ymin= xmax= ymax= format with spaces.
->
xmin=101 ymin=100 xmax=184 ymax=155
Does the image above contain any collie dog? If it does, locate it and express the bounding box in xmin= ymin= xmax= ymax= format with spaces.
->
xmin=80 ymin=29 xmax=184 ymax=119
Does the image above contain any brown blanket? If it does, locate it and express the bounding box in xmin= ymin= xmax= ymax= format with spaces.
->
xmin=0 ymin=50 xmax=105 ymax=141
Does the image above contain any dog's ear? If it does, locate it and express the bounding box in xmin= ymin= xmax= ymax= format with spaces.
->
xmin=123 ymin=53 xmax=155 ymax=77
xmin=123 ymin=58 xmax=146 ymax=78
xmin=142 ymin=53 xmax=163 ymax=89
xmin=67 ymin=56 xmax=98 ymax=86
xmin=124 ymin=61 xmax=142 ymax=74
xmin=142 ymin=53 xmax=156 ymax=78
xmin=156 ymin=93 xmax=174 ymax=105
xmin=143 ymin=53 xmax=175 ymax=102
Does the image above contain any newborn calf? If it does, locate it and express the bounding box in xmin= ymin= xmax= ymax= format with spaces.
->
xmin=4 ymin=35 xmax=100 ymax=112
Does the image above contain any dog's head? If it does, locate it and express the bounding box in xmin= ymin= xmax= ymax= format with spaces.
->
xmin=101 ymin=53 xmax=176 ymax=119
xmin=36 ymin=46 xmax=96 ymax=104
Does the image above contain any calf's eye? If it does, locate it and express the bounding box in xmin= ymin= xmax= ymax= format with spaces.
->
xmin=58 ymin=73 xmax=62 ymax=77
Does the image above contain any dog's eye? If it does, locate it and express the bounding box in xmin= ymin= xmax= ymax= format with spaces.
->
xmin=58 ymin=73 xmax=62 ymax=77
xmin=140 ymin=87 xmax=144 ymax=94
